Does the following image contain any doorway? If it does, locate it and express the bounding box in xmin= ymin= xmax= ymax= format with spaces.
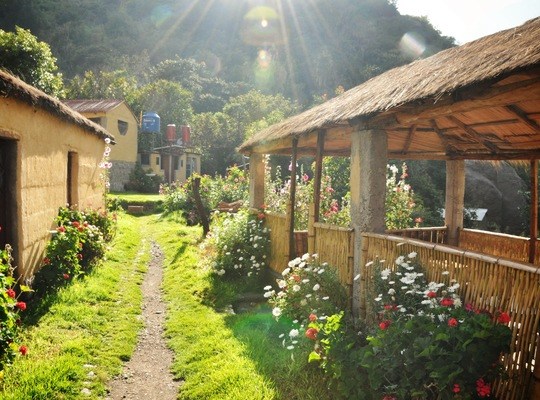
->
xmin=0 ymin=138 xmax=17 ymax=250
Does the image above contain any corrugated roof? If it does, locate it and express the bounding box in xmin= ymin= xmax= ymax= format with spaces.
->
xmin=63 ymin=99 xmax=123 ymax=114
xmin=0 ymin=70 xmax=115 ymax=143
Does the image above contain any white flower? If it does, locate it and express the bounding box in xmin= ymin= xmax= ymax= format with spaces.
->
xmin=388 ymin=288 xmax=396 ymax=295
xmin=292 ymin=285 xmax=301 ymax=292
xmin=302 ymin=279 xmax=310 ymax=284
xmin=286 ymin=345 xmax=295 ymax=350
xmin=264 ymin=291 xmax=274 ymax=298
xmin=395 ymin=256 xmax=405 ymax=265
xmin=272 ymin=307 xmax=282 ymax=317
xmin=322 ymin=296 xmax=329 ymax=300
xmin=318 ymin=269 xmax=325 ymax=274
xmin=277 ymin=279 xmax=287 ymax=288
xmin=365 ymin=261 xmax=373 ymax=267
xmin=289 ymin=329 xmax=299 ymax=338
xmin=305 ymin=294 xmax=312 ymax=298
xmin=354 ymin=274 xmax=361 ymax=281
xmin=253 ymin=244 xmax=258 ymax=248
xmin=279 ymin=333 xmax=285 ymax=339
xmin=408 ymin=251 xmax=417 ymax=259
xmin=421 ymin=300 xmax=432 ymax=305
xmin=282 ymin=268 xmax=291 ymax=276
xmin=300 ymin=299 xmax=307 ymax=306
xmin=442 ymin=270 xmax=450 ymax=275
xmin=313 ymin=284 xmax=320 ymax=291
xmin=302 ymin=253 xmax=310 ymax=261
xmin=454 ymin=298 xmax=462 ymax=308
xmin=380 ymin=268 xmax=392 ymax=280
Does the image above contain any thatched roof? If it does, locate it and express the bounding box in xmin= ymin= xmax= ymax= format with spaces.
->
xmin=64 ymin=99 xmax=124 ymax=114
xmin=0 ymin=69 xmax=115 ymax=143
xmin=239 ymin=17 xmax=540 ymax=160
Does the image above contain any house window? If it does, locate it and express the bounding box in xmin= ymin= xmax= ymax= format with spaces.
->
xmin=89 ymin=117 xmax=102 ymax=126
xmin=118 ymin=120 xmax=128 ymax=136
xmin=140 ymin=153 xmax=150 ymax=165
xmin=156 ymin=156 xmax=160 ymax=166
xmin=67 ymin=152 xmax=79 ymax=207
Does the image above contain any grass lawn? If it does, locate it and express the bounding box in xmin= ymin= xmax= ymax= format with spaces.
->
xmin=0 ymin=212 xmax=334 ymax=399
xmin=109 ymin=192 xmax=163 ymax=203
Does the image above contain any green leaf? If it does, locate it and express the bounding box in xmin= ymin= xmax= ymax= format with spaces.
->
xmin=308 ymin=351 xmax=321 ymax=363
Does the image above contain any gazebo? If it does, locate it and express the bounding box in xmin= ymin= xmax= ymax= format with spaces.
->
xmin=238 ymin=18 xmax=540 ymax=400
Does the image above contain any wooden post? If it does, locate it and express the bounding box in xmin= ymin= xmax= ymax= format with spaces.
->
xmin=350 ymin=128 xmax=387 ymax=318
xmin=192 ymin=177 xmax=210 ymax=237
xmin=445 ymin=160 xmax=465 ymax=246
xmin=288 ymin=138 xmax=299 ymax=260
xmin=529 ymin=159 xmax=538 ymax=263
xmin=308 ymin=131 xmax=325 ymax=254
xmin=532 ymin=332 xmax=540 ymax=399
xmin=249 ymin=153 xmax=265 ymax=210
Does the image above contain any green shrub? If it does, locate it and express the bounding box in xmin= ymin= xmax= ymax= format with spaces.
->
xmin=125 ymin=162 xmax=163 ymax=193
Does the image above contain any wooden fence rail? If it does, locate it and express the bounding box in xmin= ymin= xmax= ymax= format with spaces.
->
xmin=361 ymin=233 xmax=540 ymax=400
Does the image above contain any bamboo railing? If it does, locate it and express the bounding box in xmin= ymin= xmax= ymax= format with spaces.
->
xmin=314 ymin=222 xmax=355 ymax=294
xmin=459 ymin=228 xmax=532 ymax=263
xmin=386 ymin=226 xmax=448 ymax=244
xmin=361 ymin=233 xmax=540 ymax=400
xmin=265 ymin=212 xmax=289 ymax=274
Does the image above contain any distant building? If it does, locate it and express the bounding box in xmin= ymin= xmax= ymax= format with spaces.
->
xmin=64 ymin=99 xmax=138 ymax=192
xmin=0 ymin=70 xmax=114 ymax=279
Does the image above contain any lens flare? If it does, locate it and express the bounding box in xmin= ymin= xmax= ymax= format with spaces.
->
xmin=399 ymin=32 xmax=427 ymax=59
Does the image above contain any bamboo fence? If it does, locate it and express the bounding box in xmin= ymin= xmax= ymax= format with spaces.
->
xmin=265 ymin=212 xmax=289 ymax=274
xmin=314 ymin=222 xmax=355 ymax=295
xmin=387 ymin=226 xmax=448 ymax=244
xmin=459 ymin=228 xmax=531 ymax=263
xmin=361 ymin=233 xmax=540 ymax=400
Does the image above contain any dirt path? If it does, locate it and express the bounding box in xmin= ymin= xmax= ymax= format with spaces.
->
xmin=106 ymin=242 xmax=180 ymax=400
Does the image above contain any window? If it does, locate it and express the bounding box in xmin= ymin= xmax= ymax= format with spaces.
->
xmin=89 ymin=117 xmax=102 ymax=126
xmin=67 ymin=152 xmax=79 ymax=207
xmin=140 ymin=153 xmax=150 ymax=165
xmin=156 ymin=156 xmax=160 ymax=165
xmin=118 ymin=120 xmax=128 ymax=136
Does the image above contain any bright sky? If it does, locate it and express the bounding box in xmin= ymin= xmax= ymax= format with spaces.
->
xmin=396 ymin=0 xmax=540 ymax=44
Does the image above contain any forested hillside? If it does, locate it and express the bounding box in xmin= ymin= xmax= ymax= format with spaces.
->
xmin=0 ymin=0 xmax=454 ymax=104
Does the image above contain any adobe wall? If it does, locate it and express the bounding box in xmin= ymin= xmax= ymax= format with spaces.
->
xmin=0 ymin=98 xmax=106 ymax=280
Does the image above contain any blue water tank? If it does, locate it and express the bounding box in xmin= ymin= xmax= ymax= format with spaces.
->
xmin=141 ymin=111 xmax=161 ymax=134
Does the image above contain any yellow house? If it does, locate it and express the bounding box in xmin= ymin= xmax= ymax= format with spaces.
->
xmin=64 ymin=99 xmax=138 ymax=192
xmin=0 ymin=70 xmax=114 ymax=279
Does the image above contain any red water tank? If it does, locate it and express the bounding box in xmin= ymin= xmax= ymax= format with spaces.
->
xmin=166 ymin=124 xmax=176 ymax=142
xmin=181 ymin=125 xmax=191 ymax=145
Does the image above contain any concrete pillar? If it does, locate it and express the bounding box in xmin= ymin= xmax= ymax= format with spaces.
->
xmin=350 ymin=128 xmax=387 ymax=317
xmin=249 ymin=153 xmax=265 ymax=209
xmin=445 ymin=160 xmax=465 ymax=246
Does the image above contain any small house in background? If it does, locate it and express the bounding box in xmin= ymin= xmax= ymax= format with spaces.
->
xmin=139 ymin=117 xmax=201 ymax=184
xmin=0 ymin=70 xmax=114 ymax=280
xmin=64 ymin=99 xmax=138 ymax=192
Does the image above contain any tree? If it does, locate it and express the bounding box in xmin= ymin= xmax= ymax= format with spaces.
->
xmin=65 ymin=69 xmax=138 ymax=100
xmin=0 ymin=26 xmax=64 ymax=97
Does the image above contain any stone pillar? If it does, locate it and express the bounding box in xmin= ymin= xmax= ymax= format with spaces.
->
xmin=249 ymin=153 xmax=265 ymax=210
xmin=350 ymin=128 xmax=387 ymax=318
xmin=445 ymin=160 xmax=465 ymax=246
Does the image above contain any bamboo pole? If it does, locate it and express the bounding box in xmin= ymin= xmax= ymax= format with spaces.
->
xmin=308 ymin=131 xmax=325 ymax=254
xmin=529 ymin=159 xmax=538 ymax=264
xmin=288 ymin=138 xmax=298 ymax=260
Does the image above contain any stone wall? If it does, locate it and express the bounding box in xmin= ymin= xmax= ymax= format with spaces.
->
xmin=110 ymin=160 xmax=135 ymax=192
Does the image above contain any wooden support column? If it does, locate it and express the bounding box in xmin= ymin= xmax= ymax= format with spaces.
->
xmin=529 ymin=159 xmax=538 ymax=264
xmin=288 ymin=138 xmax=299 ymax=260
xmin=248 ymin=153 xmax=265 ymax=210
xmin=308 ymin=131 xmax=325 ymax=254
xmin=350 ymin=128 xmax=387 ymax=318
xmin=532 ymin=332 xmax=540 ymax=399
xmin=445 ymin=160 xmax=465 ymax=246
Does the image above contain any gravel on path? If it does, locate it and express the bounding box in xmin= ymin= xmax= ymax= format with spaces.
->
xmin=106 ymin=242 xmax=180 ymax=400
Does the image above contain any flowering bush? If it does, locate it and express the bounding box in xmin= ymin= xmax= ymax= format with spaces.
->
xmin=0 ymin=241 xmax=31 ymax=372
xmin=358 ymin=254 xmax=512 ymax=399
xmin=35 ymin=206 xmax=115 ymax=289
xmin=207 ymin=209 xmax=270 ymax=281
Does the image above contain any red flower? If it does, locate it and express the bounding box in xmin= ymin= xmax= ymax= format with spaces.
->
xmin=379 ymin=320 xmax=391 ymax=330
xmin=16 ymin=301 xmax=26 ymax=311
xmin=305 ymin=327 xmax=318 ymax=340
xmin=497 ymin=311 xmax=511 ymax=324
xmin=57 ymin=226 xmax=66 ymax=233
xmin=71 ymin=221 xmax=80 ymax=228
xmin=476 ymin=378 xmax=491 ymax=397
xmin=414 ymin=217 xmax=423 ymax=224
xmin=382 ymin=396 xmax=397 ymax=400
xmin=427 ymin=291 xmax=437 ymax=299
xmin=6 ymin=288 xmax=16 ymax=298
xmin=448 ymin=317 xmax=458 ymax=327
xmin=77 ymin=253 xmax=83 ymax=260
xmin=257 ymin=213 xmax=265 ymax=220
xmin=452 ymin=383 xmax=461 ymax=393
xmin=63 ymin=273 xmax=70 ymax=280
xmin=292 ymin=274 xmax=301 ymax=283
xmin=308 ymin=313 xmax=317 ymax=322
xmin=43 ymin=257 xmax=51 ymax=265
xmin=19 ymin=345 xmax=28 ymax=356
xmin=440 ymin=297 xmax=454 ymax=307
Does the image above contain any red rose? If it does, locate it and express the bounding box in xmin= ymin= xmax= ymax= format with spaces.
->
xmin=427 ymin=291 xmax=437 ymax=298
xmin=308 ymin=313 xmax=317 ymax=322
xmin=379 ymin=320 xmax=391 ymax=330
xmin=6 ymin=289 xmax=16 ymax=298
xmin=476 ymin=378 xmax=491 ymax=397
xmin=305 ymin=327 xmax=318 ymax=340
xmin=16 ymin=301 xmax=26 ymax=311
xmin=440 ymin=297 xmax=454 ymax=307
xmin=448 ymin=317 xmax=458 ymax=327
xmin=19 ymin=345 xmax=28 ymax=356
xmin=63 ymin=273 xmax=70 ymax=280
xmin=452 ymin=383 xmax=461 ymax=393
xmin=497 ymin=311 xmax=511 ymax=324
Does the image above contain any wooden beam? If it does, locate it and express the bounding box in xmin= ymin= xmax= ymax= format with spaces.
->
xmin=313 ymin=131 xmax=325 ymax=222
xmin=506 ymin=104 xmax=540 ymax=133
xmin=401 ymin=124 xmax=417 ymax=154
xmin=288 ymin=137 xmax=299 ymax=261
xmin=430 ymin=119 xmax=458 ymax=155
xmin=529 ymin=159 xmax=538 ymax=264
xmin=447 ymin=115 xmax=500 ymax=153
